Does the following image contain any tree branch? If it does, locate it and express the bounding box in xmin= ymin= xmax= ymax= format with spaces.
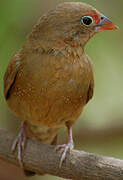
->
xmin=0 ymin=129 xmax=123 ymax=180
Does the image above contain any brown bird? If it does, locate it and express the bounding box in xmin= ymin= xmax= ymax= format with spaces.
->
xmin=4 ymin=1 xmax=118 ymax=176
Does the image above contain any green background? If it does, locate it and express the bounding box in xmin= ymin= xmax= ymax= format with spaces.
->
xmin=0 ymin=0 xmax=123 ymax=179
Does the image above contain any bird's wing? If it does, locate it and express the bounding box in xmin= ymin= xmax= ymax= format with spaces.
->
xmin=86 ymin=61 xmax=94 ymax=104
xmin=86 ymin=79 xmax=94 ymax=104
xmin=4 ymin=54 xmax=20 ymax=99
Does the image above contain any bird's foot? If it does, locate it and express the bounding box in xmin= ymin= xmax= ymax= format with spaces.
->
xmin=12 ymin=122 xmax=27 ymax=167
xmin=55 ymin=141 xmax=74 ymax=168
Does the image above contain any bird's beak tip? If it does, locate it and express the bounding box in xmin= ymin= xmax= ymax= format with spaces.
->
xmin=115 ymin=25 xmax=119 ymax=30
xmin=96 ymin=14 xmax=119 ymax=32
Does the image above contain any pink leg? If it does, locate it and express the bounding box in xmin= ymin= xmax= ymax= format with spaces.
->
xmin=12 ymin=122 xmax=27 ymax=167
xmin=55 ymin=124 xmax=74 ymax=167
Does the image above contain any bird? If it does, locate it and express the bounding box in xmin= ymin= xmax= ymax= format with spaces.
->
xmin=4 ymin=1 xmax=118 ymax=176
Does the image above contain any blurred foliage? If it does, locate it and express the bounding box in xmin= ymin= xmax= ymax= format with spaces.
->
xmin=0 ymin=0 xmax=123 ymax=180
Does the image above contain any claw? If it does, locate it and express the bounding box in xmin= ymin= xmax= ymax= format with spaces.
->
xmin=12 ymin=122 xmax=27 ymax=167
xmin=55 ymin=125 xmax=74 ymax=167
xmin=56 ymin=142 xmax=73 ymax=167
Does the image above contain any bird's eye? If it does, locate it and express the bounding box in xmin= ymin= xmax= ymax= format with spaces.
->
xmin=81 ymin=16 xmax=94 ymax=26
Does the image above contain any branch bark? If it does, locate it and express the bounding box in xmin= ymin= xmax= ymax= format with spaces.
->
xmin=0 ymin=129 xmax=123 ymax=180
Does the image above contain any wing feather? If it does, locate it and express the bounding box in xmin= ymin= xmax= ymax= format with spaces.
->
xmin=4 ymin=54 xmax=20 ymax=99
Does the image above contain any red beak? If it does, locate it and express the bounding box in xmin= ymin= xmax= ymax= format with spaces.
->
xmin=95 ymin=14 xmax=119 ymax=32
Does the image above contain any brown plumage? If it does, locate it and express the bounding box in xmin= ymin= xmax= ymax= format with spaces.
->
xmin=4 ymin=2 xmax=117 ymax=176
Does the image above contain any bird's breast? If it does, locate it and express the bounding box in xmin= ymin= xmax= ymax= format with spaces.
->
xmin=7 ymin=52 xmax=93 ymax=127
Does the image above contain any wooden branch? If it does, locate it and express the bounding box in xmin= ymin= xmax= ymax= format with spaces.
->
xmin=0 ymin=129 xmax=123 ymax=180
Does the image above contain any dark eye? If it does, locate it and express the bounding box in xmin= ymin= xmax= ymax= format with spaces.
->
xmin=81 ymin=16 xmax=94 ymax=26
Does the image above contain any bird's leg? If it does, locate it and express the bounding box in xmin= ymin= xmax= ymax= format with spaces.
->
xmin=12 ymin=121 xmax=27 ymax=167
xmin=55 ymin=124 xmax=74 ymax=167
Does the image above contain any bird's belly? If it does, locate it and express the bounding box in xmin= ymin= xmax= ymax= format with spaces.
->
xmin=7 ymin=55 xmax=91 ymax=128
xmin=26 ymin=123 xmax=59 ymax=144
xmin=8 ymin=76 xmax=89 ymax=128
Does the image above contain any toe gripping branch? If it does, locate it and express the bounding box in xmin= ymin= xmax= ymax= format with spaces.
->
xmin=55 ymin=124 xmax=74 ymax=167
xmin=12 ymin=122 xmax=27 ymax=167
xmin=12 ymin=122 xmax=74 ymax=170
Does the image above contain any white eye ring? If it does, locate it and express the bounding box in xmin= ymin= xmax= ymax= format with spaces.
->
xmin=81 ymin=15 xmax=94 ymax=26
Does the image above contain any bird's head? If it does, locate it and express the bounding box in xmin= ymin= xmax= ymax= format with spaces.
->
xmin=28 ymin=2 xmax=118 ymax=50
